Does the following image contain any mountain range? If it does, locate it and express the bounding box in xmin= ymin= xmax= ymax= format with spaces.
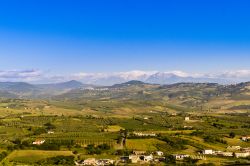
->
xmin=1 ymin=79 xmax=250 ymax=114
xmin=0 ymin=78 xmax=249 ymax=98
xmin=1 ymin=70 xmax=250 ymax=100
xmin=0 ymin=72 xmax=227 ymax=99
xmin=73 ymin=71 xmax=233 ymax=85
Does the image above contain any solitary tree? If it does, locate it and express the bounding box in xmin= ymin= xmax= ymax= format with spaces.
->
xmin=229 ymin=132 xmax=236 ymax=138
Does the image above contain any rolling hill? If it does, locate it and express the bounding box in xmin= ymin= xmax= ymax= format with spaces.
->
xmin=1 ymin=80 xmax=250 ymax=114
xmin=52 ymin=81 xmax=250 ymax=114
xmin=0 ymin=80 xmax=93 ymax=98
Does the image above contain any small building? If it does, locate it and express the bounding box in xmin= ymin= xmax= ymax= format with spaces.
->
xmin=213 ymin=151 xmax=222 ymax=155
xmin=235 ymin=152 xmax=250 ymax=158
xmin=129 ymin=155 xmax=140 ymax=163
xmin=48 ymin=131 xmax=54 ymax=134
xmin=83 ymin=158 xmax=96 ymax=165
xmin=32 ymin=139 xmax=45 ymax=145
xmin=185 ymin=117 xmax=190 ymax=121
xmin=173 ymin=154 xmax=190 ymax=160
xmin=155 ymin=151 xmax=164 ymax=156
xmin=140 ymin=154 xmax=153 ymax=162
xmin=171 ymin=113 xmax=177 ymax=116
xmin=133 ymin=132 xmax=156 ymax=137
xmin=96 ymin=159 xmax=114 ymax=165
xmin=217 ymin=152 xmax=233 ymax=157
xmin=202 ymin=150 xmax=213 ymax=155
xmin=241 ymin=136 xmax=250 ymax=142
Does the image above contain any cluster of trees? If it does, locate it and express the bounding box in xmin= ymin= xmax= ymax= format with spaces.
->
xmin=31 ymin=127 xmax=47 ymax=135
xmin=9 ymin=138 xmax=61 ymax=150
xmin=9 ymin=136 xmax=114 ymax=152
xmin=37 ymin=143 xmax=61 ymax=150
xmin=115 ymin=149 xmax=132 ymax=156
xmin=191 ymin=130 xmax=204 ymax=136
xmin=242 ymin=124 xmax=250 ymax=129
xmin=212 ymin=123 xmax=225 ymax=129
xmin=26 ymin=122 xmax=56 ymax=136
xmin=44 ymin=122 xmax=56 ymax=130
xmin=36 ymin=156 xmax=75 ymax=165
xmin=229 ymin=132 xmax=236 ymax=138
xmin=9 ymin=139 xmax=30 ymax=150
xmin=204 ymin=136 xmax=227 ymax=144
xmin=85 ymin=144 xmax=111 ymax=155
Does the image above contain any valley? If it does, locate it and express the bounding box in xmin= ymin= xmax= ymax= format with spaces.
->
xmin=0 ymin=81 xmax=249 ymax=165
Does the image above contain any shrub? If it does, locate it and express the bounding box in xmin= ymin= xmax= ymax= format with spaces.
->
xmin=229 ymin=132 xmax=236 ymax=138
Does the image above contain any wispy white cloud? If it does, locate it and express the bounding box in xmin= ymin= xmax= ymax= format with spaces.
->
xmin=1 ymin=69 xmax=250 ymax=84
xmin=71 ymin=70 xmax=158 ymax=85
xmin=0 ymin=69 xmax=43 ymax=82
xmin=218 ymin=70 xmax=250 ymax=78
xmin=72 ymin=70 xmax=157 ymax=79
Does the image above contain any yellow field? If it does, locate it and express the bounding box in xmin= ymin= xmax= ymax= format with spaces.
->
xmin=176 ymin=145 xmax=198 ymax=155
xmin=197 ymin=157 xmax=231 ymax=166
xmin=126 ymin=138 xmax=166 ymax=151
xmin=107 ymin=125 xmax=124 ymax=132
xmin=224 ymin=137 xmax=250 ymax=147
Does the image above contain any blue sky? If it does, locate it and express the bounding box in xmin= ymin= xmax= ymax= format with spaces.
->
xmin=0 ymin=0 xmax=250 ymax=78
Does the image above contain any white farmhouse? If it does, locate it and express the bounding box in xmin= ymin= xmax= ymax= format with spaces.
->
xmin=48 ymin=131 xmax=54 ymax=134
xmin=133 ymin=132 xmax=156 ymax=137
xmin=235 ymin=152 xmax=250 ymax=158
xmin=32 ymin=139 xmax=45 ymax=145
xmin=241 ymin=136 xmax=250 ymax=142
xmin=202 ymin=149 xmax=213 ymax=155
xmin=173 ymin=154 xmax=190 ymax=160
xmin=142 ymin=154 xmax=153 ymax=162
xmin=96 ymin=159 xmax=114 ymax=165
xmin=129 ymin=155 xmax=140 ymax=163
xmin=217 ymin=152 xmax=234 ymax=157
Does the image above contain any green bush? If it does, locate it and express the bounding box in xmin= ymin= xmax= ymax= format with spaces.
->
xmin=85 ymin=143 xmax=111 ymax=155
xmin=36 ymin=155 xmax=75 ymax=165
